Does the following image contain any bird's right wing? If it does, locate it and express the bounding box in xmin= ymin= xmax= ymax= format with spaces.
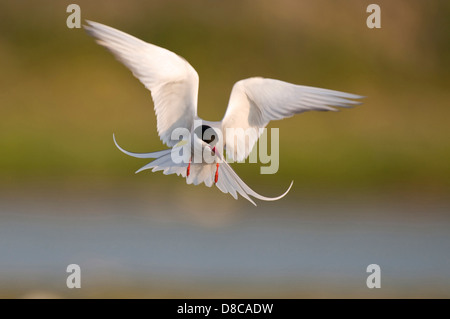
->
xmin=84 ymin=20 xmax=199 ymax=147
xmin=221 ymin=77 xmax=363 ymax=161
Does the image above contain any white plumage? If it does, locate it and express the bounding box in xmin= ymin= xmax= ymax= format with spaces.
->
xmin=86 ymin=21 xmax=363 ymax=205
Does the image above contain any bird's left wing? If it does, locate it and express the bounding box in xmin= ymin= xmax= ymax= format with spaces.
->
xmin=84 ymin=20 xmax=199 ymax=147
xmin=221 ymin=77 xmax=363 ymax=161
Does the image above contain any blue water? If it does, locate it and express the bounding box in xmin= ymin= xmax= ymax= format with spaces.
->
xmin=1 ymin=188 xmax=449 ymax=297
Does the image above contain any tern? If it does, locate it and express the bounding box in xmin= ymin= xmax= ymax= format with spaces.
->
xmin=85 ymin=21 xmax=363 ymax=205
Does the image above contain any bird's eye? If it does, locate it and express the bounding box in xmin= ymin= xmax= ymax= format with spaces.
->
xmin=194 ymin=125 xmax=217 ymax=145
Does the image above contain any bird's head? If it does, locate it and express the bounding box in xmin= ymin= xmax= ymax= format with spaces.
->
xmin=194 ymin=124 xmax=219 ymax=146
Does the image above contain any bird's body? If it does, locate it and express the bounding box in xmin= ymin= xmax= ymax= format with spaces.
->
xmin=85 ymin=21 xmax=363 ymax=205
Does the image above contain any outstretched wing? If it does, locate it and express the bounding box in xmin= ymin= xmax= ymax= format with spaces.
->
xmin=221 ymin=77 xmax=363 ymax=161
xmin=85 ymin=20 xmax=199 ymax=147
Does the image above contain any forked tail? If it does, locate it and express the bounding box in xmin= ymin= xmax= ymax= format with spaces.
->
xmin=113 ymin=134 xmax=293 ymax=205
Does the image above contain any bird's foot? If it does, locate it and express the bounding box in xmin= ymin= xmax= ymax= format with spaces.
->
xmin=214 ymin=162 xmax=219 ymax=184
xmin=187 ymin=158 xmax=191 ymax=177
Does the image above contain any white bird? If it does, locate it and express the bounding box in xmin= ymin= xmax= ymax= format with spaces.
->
xmin=84 ymin=21 xmax=363 ymax=206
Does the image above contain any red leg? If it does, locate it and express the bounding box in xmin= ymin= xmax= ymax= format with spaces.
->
xmin=214 ymin=163 xmax=219 ymax=183
xmin=187 ymin=158 xmax=191 ymax=177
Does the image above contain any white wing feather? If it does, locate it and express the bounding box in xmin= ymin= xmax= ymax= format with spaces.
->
xmin=85 ymin=21 xmax=199 ymax=147
xmin=222 ymin=77 xmax=363 ymax=161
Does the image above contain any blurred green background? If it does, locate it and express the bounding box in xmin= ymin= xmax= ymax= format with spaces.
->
xmin=0 ymin=0 xmax=449 ymax=298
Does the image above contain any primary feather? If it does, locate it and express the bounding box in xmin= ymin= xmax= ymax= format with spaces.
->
xmin=222 ymin=77 xmax=363 ymax=161
xmin=85 ymin=20 xmax=199 ymax=147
